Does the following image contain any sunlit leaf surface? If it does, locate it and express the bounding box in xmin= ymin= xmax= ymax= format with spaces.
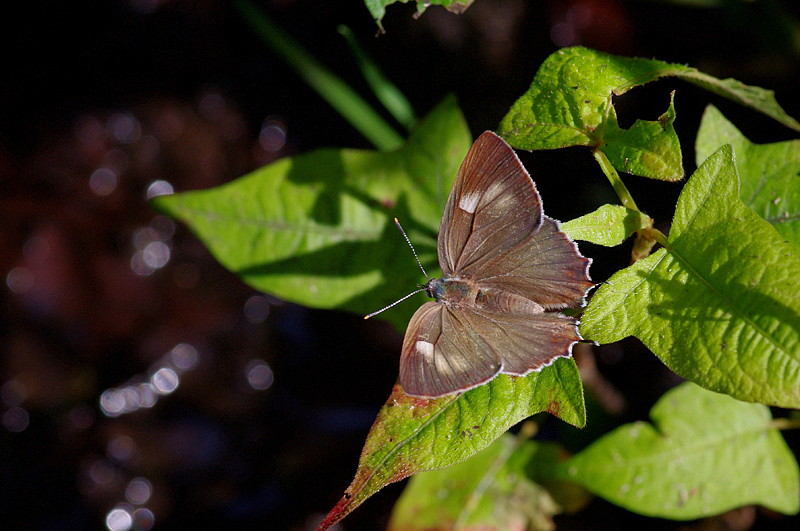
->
xmin=562 ymin=383 xmax=799 ymax=519
xmin=581 ymin=145 xmax=800 ymax=407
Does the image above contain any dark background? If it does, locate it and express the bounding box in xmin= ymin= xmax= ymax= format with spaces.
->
xmin=1 ymin=0 xmax=799 ymax=529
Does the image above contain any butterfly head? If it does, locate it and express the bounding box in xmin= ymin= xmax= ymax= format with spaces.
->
xmin=423 ymin=277 xmax=445 ymax=300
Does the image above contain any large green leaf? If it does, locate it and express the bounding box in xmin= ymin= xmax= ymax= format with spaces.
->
xmin=696 ymin=104 xmax=800 ymax=246
xmin=153 ymin=97 xmax=470 ymax=330
xmin=499 ymin=47 xmax=799 ymax=180
xmin=318 ymin=357 xmax=585 ymax=530
xmin=388 ymin=434 xmax=562 ymax=531
xmin=561 ymin=383 xmax=799 ymax=519
xmin=561 ymin=204 xmax=650 ymax=247
xmin=580 ymin=144 xmax=800 ymax=407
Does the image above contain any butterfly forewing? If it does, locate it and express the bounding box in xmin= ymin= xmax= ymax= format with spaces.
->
xmin=438 ymin=131 xmax=543 ymax=276
xmin=475 ymin=217 xmax=592 ymax=309
xmin=401 ymin=302 xmax=502 ymax=397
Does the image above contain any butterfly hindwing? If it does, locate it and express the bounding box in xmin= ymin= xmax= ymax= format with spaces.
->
xmin=458 ymin=308 xmax=581 ymax=375
xmin=400 ymin=302 xmax=502 ymax=397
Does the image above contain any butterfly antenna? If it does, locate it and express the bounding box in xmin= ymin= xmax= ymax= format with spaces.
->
xmin=364 ymin=287 xmax=427 ymax=320
xmin=363 ymin=218 xmax=431 ymax=320
xmin=394 ymin=218 xmax=428 ymax=278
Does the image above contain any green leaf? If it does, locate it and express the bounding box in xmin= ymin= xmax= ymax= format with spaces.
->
xmin=499 ymin=47 xmax=798 ymax=179
xmin=696 ymin=104 xmax=800 ymax=246
xmin=679 ymin=69 xmax=800 ymax=132
xmin=318 ymin=357 xmax=585 ymax=530
xmin=365 ymin=0 xmax=474 ymax=29
xmin=602 ymin=91 xmax=683 ymax=181
xmin=153 ymin=97 xmax=470 ymax=330
xmin=388 ymin=434 xmax=562 ymax=531
xmin=580 ymin=144 xmax=800 ymax=408
xmin=561 ymin=204 xmax=650 ymax=247
xmin=561 ymin=383 xmax=800 ymax=519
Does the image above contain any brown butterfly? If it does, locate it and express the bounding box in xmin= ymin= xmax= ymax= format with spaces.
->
xmin=397 ymin=131 xmax=592 ymax=398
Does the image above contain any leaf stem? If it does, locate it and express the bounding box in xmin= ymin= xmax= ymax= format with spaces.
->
xmin=770 ymin=417 xmax=800 ymax=430
xmin=593 ymin=149 xmax=640 ymax=212
xmin=233 ymin=0 xmax=404 ymax=151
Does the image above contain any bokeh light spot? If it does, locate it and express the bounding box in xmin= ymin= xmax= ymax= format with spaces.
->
xmin=151 ymin=368 xmax=179 ymax=395
xmin=100 ymin=389 xmax=127 ymax=417
xmin=108 ymin=434 xmax=137 ymax=463
xmin=550 ymin=22 xmax=577 ymax=47
xmin=3 ymin=406 xmax=30 ymax=432
xmin=259 ymin=119 xmax=287 ymax=152
xmin=149 ymin=215 xmax=176 ymax=240
xmin=106 ymin=507 xmax=133 ymax=531
xmin=145 ymin=180 xmax=174 ymax=199
xmin=245 ymin=359 xmax=274 ymax=391
xmin=90 ymin=167 xmax=119 ymax=196
xmin=244 ymin=295 xmax=270 ymax=323
xmin=1 ymin=379 xmax=28 ymax=406
xmin=108 ymin=112 xmax=141 ymax=144
xmin=170 ymin=343 xmax=199 ymax=371
xmin=142 ymin=241 xmax=170 ymax=269
xmin=131 ymin=507 xmax=155 ymax=530
xmin=6 ymin=266 xmax=34 ymax=293
xmin=125 ymin=477 xmax=153 ymax=505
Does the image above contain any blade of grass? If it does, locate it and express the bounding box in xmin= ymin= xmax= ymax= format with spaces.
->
xmin=234 ymin=0 xmax=404 ymax=151
xmin=337 ymin=25 xmax=417 ymax=131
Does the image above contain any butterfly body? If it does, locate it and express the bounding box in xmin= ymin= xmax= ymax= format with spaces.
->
xmin=425 ymin=276 xmax=545 ymax=315
xmin=399 ymin=131 xmax=592 ymax=398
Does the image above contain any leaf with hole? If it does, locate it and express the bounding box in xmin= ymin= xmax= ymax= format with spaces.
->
xmin=499 ymin=47 xmax=798 ymax=180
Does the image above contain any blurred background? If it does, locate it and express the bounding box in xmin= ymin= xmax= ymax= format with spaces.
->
xmin=2 ymin=0 xmax=799 ymax=529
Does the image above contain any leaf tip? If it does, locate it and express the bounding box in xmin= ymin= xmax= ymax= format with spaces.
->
xmin=316 ymin=494 xmax=353 ymax=531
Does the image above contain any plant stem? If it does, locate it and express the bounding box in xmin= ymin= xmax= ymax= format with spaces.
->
xmin=233 ymin=0 xmax=404 ymax=151
xmin=592 ymin=149 xmax=640 ymax=212
xmin=338 ymin=25 xmax=417 ymax=131
xmin=770 ymin=417 xmax=800 ymax=430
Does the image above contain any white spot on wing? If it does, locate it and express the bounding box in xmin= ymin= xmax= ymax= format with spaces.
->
xmin=458 ymin=192 xmax=480 ymax=213
xmin=415 ymin=340 xmax=435 ymax=359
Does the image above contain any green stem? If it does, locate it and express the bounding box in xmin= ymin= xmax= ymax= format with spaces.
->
xmin=648 ymin=228 xmax=670 ymax=249
xmin=593 ymin=149 xmax=640 ymax=212
xmin=337 ymin=25 xmax=417 ymax=131
xmin=770 ymin=418 xmax=800 ymax=430
xmin=233 ymin=0 xmax=404 ymax=151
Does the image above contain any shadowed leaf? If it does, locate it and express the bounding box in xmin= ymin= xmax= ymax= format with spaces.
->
xmin=388 ymin=434 xmax=570 ymax=531
xmin=153 ymin=97 xmax=470 ymax=330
